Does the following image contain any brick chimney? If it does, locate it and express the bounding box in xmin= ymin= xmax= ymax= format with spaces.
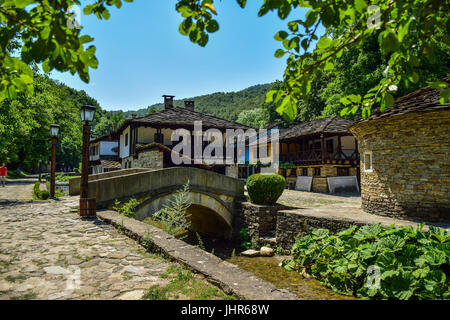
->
xmin=184 ymin=100 xmax=195 ymax=111
xmin=163 ymin=95 xmax=175 ymax=109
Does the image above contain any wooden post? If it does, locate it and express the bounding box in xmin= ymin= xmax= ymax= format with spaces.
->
xmin=321 ymin=134 xmax=325 ymax=164
xmin=79 ymin=122 xmax=96 ymax=217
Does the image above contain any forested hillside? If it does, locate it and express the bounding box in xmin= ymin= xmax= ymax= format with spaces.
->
xmin=121 ymin=83 xmax=273 ymax=122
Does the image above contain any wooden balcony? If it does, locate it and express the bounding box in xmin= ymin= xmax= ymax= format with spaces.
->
xmin=280 ymin=149 xmax=359 ymax=165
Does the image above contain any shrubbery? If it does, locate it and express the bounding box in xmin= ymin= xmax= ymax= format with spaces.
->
xmin=152 ymin=180 xmax=192 ymax=238
xmin=113 ymin=198 xmax=139 ymax=217
xmin=282 ymin=224 xmax=450 ymax=300
xmin=246 ymin=173 xmax=286 ymax=205
xmin=33 ymin=182 xmax=50 ymax=200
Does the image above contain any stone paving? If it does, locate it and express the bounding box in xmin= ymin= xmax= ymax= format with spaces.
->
xmin=0 ymin=196 xmax=180 ymax=300
xmin=0 ymin=176 xmax=37 ymax=203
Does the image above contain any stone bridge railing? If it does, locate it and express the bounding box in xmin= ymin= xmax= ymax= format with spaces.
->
xmin=86 ymin=167 xmax=245 ymax=210
xmin=69 ymin=168 xmax=151 ymax=196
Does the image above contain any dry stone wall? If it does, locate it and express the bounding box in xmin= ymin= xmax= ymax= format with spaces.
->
xmin=350 ymin=110 xmax=450 ymax=222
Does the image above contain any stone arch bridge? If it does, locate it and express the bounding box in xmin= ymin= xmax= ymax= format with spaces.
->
xmin=76 ymin=168 xmax=245 ymax=237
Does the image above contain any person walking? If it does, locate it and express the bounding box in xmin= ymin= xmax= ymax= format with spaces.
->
xmin=0 ymin=163 xmax=7 ymax=187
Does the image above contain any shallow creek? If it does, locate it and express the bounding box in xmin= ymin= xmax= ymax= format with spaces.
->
xmin=183 ymin=232 xmax=356 ymax=300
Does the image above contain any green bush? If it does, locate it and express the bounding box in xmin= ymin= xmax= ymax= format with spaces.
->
xmin=33 ymin=182 xmax=50 ymax=200
xmin=113 ymin=198 xmax=139 ymax=217
xmin=282 ymin=224 xmax=450 ymax=300
xmin=246 ymin=173 xmax=286 ymax=205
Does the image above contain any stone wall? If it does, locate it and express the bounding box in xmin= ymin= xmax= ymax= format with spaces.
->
xmin=132 ymin=149 xmax=164 ymax=169
xmin=312 ymin=177 xmax=328 ymax=192
xmin=232 ymin=202 xmax=281 ymax=246
xmin=233 ymin=202 xmax=368 ymax=251
xmin=350 ymin=109 xmax=450 ymax=222
xmin=275 ymin=210 xmax=367 ymax=250
xmin=226 ymin=165 xmax=239 ymax=179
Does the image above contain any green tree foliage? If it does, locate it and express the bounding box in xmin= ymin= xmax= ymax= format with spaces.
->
xmin=282 ymin=224 xmax=450 ymax=300
xmin=176 ymin=0 xmax=450 ymax=121
xmin=0 ymin=0 xmax=134 ymax=101
xmin=0 ymin=70 xmax=109 ymax=171
xmin=237 ymin=107 xmax=270 ymax=129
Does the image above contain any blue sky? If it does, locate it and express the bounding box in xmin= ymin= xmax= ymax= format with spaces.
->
xmin=50 ymin=1 xmax=312 ymax=111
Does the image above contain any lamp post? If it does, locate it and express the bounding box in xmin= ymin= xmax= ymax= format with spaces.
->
xmin=50 ymin=124 xmax=60 ymax=198
xmin=79 ymin=105 xmax=97 ymax=217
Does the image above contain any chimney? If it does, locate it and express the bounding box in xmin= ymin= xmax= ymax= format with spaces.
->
xmin=163 ymin=95 xmax=175 ymax=109
xmin=184 ymin=100 xmax=195 ymax=111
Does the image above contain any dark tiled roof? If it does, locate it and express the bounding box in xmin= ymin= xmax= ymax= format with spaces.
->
xmin=279 ymin=116 xmax=354 ymax=140
xmin=360 ymin=78 xmax=450 ymax=122
xmin=90 ymin=132 xmax=119 ymax=144
xmin=117 ymin=107 xmax=250 ymax=133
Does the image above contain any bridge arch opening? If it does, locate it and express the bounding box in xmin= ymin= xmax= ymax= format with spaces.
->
xmin=135 ymin=191 xmax=234 ymax=238
xmin=187 ymin=204 xmax=231 ymax=238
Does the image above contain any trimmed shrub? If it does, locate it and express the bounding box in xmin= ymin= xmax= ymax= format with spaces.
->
xmin=33 ymin=182 xmax=50 ymax=200
xmin=246 ymin=173 xmax=286 ymax=205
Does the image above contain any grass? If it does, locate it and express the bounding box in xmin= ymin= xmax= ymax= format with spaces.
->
xmin=6 ymin=170 xmax=29 ymax=180
xmin=142 ymin=264 xmax=236 ymax=300
xmin=135 ymin=248 xmax=165 ymax=261
xmin=5 ymin=275 xmax=27 ymax=283
xmin=10 ymin=292 xmax=37 ymax=300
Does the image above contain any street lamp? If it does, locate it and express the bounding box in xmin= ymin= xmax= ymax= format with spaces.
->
xmin=50 ymin=124 xmax=60 ymax=198
xmin=80 ymin=105 xmax=96 ymax=217
xmin=38 ymin=159 xmax=42 ymax=182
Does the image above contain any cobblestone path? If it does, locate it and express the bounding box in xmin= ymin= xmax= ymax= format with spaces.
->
xmin=0 ymin=176 xmax=37 ymax=202
xmin=0 ymin=196 xmax=179 ymax=300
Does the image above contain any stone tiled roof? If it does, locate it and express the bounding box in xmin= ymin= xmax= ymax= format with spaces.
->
xmin=117 ymin=107 xmax=251 ymax=133
xmin=90 ymin=132 xmax=119 ymax=144
xmin=279 ymin=116 xmax=354 ymax=140
xmin=100 ymin=160 xmax=121 ymax=169
xmin=360 ymin=78 xmax=450 ymax=122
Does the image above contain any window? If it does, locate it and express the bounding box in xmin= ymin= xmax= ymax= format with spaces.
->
xmin=337 ymin=167 xmax=350 ymax=176
xmin=364 ymin=151 xmax=373 ymax=173
xmin=125 ymin=133 xmax=128 ymax=146
xmin=302 ymin=168 xmax=308 ymax=176
xmin=314 ymin=167 xmax=321 ymax=176
xmin=326 ymin=139 xmax=334 ymax=154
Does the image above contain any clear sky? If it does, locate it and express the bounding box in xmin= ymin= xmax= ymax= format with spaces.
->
xmin=50 ymin=1 xmax=311 ymax=111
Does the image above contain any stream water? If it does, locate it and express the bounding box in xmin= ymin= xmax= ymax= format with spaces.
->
xmin=183 ymin=232 xmax=356 ymax=300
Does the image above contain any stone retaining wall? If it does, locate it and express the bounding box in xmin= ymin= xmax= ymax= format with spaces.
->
xmin=275 ymin=210 xmax=366 ymax=250
xmin=232 ymin=202 xmax=281 ymax=245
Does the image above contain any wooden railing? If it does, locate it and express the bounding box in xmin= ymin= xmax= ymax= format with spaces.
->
xmin=280 ymin=149 xmax=359 ymax=163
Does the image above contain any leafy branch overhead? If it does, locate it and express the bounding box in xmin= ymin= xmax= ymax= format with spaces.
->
xmin=1 ymin=0 xmax=448 ymax=123
xmin=175 ymin=0 xmax=450 ymax=121
xmin=0 ymin=0 xmax=133 ymax=100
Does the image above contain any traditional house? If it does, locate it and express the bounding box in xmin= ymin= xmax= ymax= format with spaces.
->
xmin=278 ymin=116 xmax=360 ymax=192
xmin=349 ymin=80 xmax=450 ymax=222
xmin=115 ymin=95 xmax=251 ymax=177
xmin=88 ymin=133 xmax=120 ymax=174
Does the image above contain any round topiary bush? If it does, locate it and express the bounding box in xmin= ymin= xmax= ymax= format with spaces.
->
xmin=246 ymin=173 xmax=286 ymax=205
